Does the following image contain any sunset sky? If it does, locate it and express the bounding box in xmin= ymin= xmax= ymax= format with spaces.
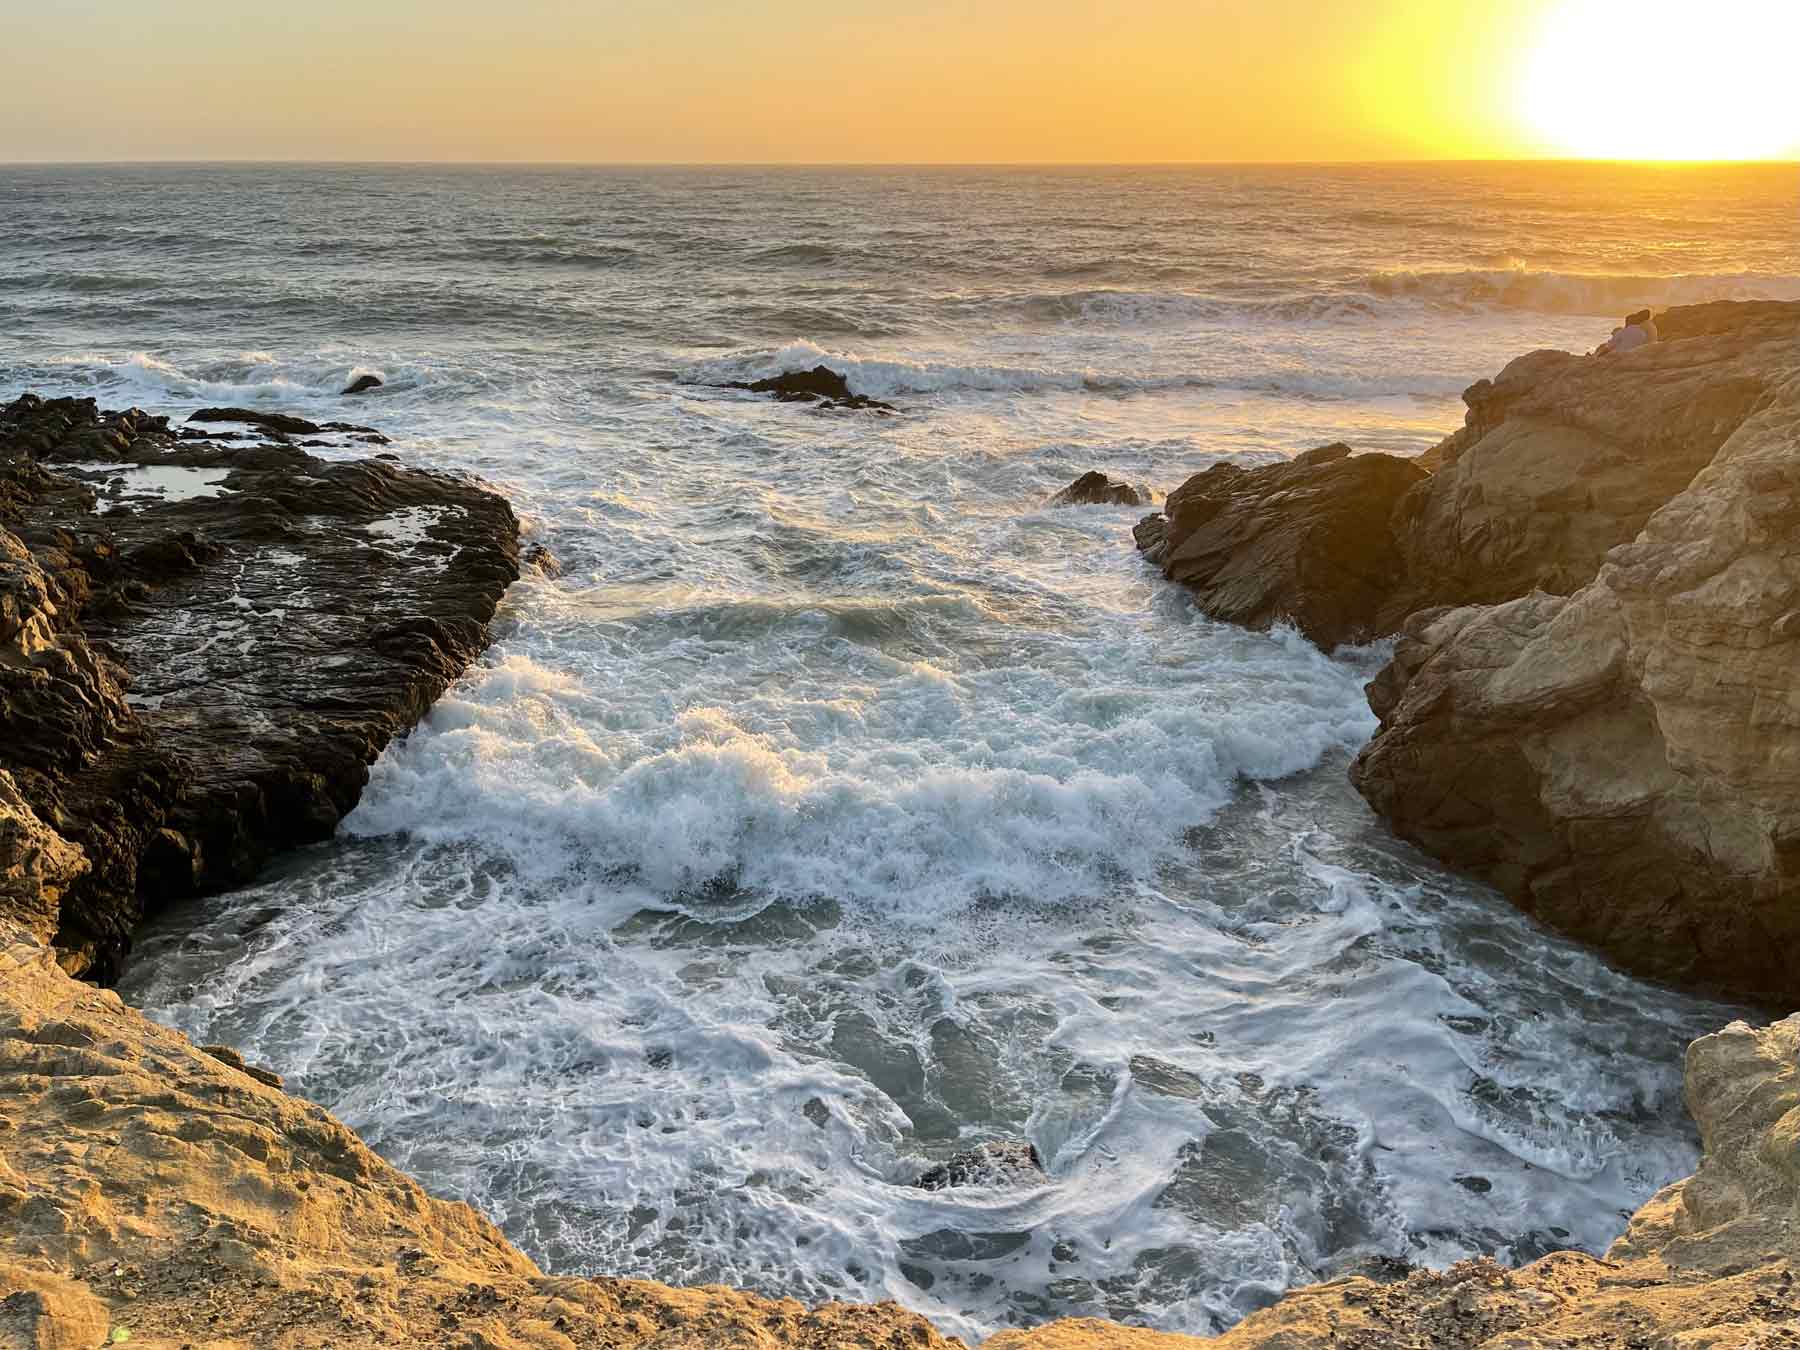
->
xmin=5 ymin=0 xmax=1797 ymax=162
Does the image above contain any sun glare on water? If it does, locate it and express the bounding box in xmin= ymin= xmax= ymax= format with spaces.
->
xmin=1523 ymin=0 xmax=1800 ymax=160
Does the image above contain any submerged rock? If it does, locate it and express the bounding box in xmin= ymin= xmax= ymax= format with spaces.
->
xmin=916 ymin=1140 xmax=1047 ymax=1190
xmin=1048 ymin=471 xmax=1147 ymax=508
xmin=342 ymin=373 xmax=383 ymax=395
xmin=1134 ymin=443 xmax=1427 ymax=650
xmin=725 ymin=365 xmax=898 ymax=413
xmin=0 ymin=392 xmax=519 ymax=980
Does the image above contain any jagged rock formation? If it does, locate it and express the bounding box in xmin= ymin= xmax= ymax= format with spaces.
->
xmin=1047 ymin=471 xmax=1147 ymax=508
xmin=1351 ymin=304 xmax=1800 ymax=1005
xmin=1132 ymin=444 xmax=1426 ymax=651
xmin=1388 ymin=309 xmax=1780 ymax=616
xmin=0 ymin=394 xmax=519 ymax=981
xmin=1139 ymin=304 xmax=1793 ymax=654
xmin=4 ymin=917 xmax=1793 ymax=1348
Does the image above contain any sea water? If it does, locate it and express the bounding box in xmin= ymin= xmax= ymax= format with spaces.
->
xmin=4 ymin=162 xmax=1793 ymax=1339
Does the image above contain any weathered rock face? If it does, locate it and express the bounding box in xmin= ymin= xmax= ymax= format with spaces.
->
xmin=1047 ymin=471 xmax=1147 ymax=508
xmin=1133 ymin=443 xmax=1428 ymax=650
xmin=1351 ymin=305 xmax=1800 ymax=1005
xmin=0 ymin=770 xmax=88 ymax=950
xmin=1388 ymin=321 xmax=1778 ymax=616
xmin=0 ymin=393 xmax=519 ymax=980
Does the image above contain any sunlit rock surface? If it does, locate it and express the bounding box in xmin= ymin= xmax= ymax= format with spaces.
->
xmin=1352 ymin=303 xmax=1800 ymax=1004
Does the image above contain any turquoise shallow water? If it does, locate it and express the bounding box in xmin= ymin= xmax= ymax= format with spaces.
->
xmin=3 ymin=162 xmax=1790 ymax=1339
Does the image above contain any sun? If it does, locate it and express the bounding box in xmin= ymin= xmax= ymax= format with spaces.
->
xmin=1522 ymin=0 xmax=1800 ymax=160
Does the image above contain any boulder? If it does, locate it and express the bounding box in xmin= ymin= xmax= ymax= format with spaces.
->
xmin=1134 ymin=444 xmax=1427 ymax=651
xmin=916 ymin=1140 xmax=1047 ymax=1190
xmin=1048 ymin=471 xmax=1146 ymax=508
xmin=1350 ymin=302 xmax=1800 ymax=1004
xmin=186 ymin=406 xmax=385 ymax=440
xmin=342 ymin=373 xmax=383 ymax=395
xmin=0 ymin=392 xmax=519 ymax=980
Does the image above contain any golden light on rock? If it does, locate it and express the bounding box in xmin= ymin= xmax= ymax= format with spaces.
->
xmin=1522 ymin=0 xmax=1800 ymax=160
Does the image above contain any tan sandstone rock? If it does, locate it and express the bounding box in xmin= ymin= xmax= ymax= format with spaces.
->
xmin=0 ymin=771 xmax=86 ymax=951
xmin=1352 ymin=304 xmax=1800 ymax=1004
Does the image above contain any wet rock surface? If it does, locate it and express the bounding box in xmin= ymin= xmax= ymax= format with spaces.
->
xmin=1047 ymin=471 xmax=1147 ymax=508
xmin=0 ymin=393 xmax=519 ymax=980
xmin=916 ymin=1140 xmax=1047 ymax=1191
xmin=341 ymin=373 xmax=383 ymax=395
xmin=1133 ymin=443 xmax=1426 ymax=650
xmin=725 ymin=365 xmax=899 ymax=413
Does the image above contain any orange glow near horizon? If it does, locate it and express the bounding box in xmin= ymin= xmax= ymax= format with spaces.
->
xmin=0 ymin=0 xmax=1797 ymax=163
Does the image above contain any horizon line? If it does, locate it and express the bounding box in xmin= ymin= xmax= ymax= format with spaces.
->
xmin=3 ymin=156 xmax=1798 ymax=169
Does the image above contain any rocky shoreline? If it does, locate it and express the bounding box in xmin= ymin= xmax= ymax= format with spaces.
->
xmin=0 ymin=394 xmax=519 ymax=983
xmin=4 ymin=303 xmax=1798 ymax=1347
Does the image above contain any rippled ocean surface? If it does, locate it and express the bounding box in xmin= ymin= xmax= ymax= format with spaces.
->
xmin=5 ymin=163 xmax=1793 ymax=1339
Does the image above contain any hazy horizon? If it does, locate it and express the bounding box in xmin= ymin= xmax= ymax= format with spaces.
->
xmin=7 ymin=156 xmax=1798 ymax=167
xmin=6 ymin=0 xmax=1797 ymax=165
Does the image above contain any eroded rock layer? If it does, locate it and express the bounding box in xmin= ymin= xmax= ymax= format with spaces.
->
xmin=0 ymin=394 xmax=520 ymax=980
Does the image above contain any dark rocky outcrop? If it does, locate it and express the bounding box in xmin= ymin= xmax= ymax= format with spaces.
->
xmin=916 ymin=1140 xmax=1047 ymax=1190
xmin=1048 ymin=471 xmax=1147 ymax=508
xmin=725 ymin=365 xmax=898 ymax=413
xmin=342 ymin=373 xmax=383 ymax=396
xmin=186 ymin=406 xmax=389 ymax=443
xmin=0 ymin=393 xmax=519 ymax=980
xmin=1133 ymin=443 xmax=1427 ymax=650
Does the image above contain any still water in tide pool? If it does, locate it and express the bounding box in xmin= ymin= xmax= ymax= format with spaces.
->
xmin=3 ymin=162 xmax=1788 ymax=1339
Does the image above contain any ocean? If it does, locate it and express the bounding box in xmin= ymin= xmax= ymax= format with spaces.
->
xmin=4 ymin=161 xmax=1794 ymax=1339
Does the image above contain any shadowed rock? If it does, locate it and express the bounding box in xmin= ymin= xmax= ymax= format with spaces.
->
xmin=187 ymin=406 xmax=388 ymax=442
xmin=1133 ymin=443 xmax=1426 ymax=650
xmin=1048 ymin=471 xmax=1147 ymax=507
xmin=342 ymin=373 xmax=383 ymax=395
xmin=0 ymin=393 xmax=519 ymax=980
